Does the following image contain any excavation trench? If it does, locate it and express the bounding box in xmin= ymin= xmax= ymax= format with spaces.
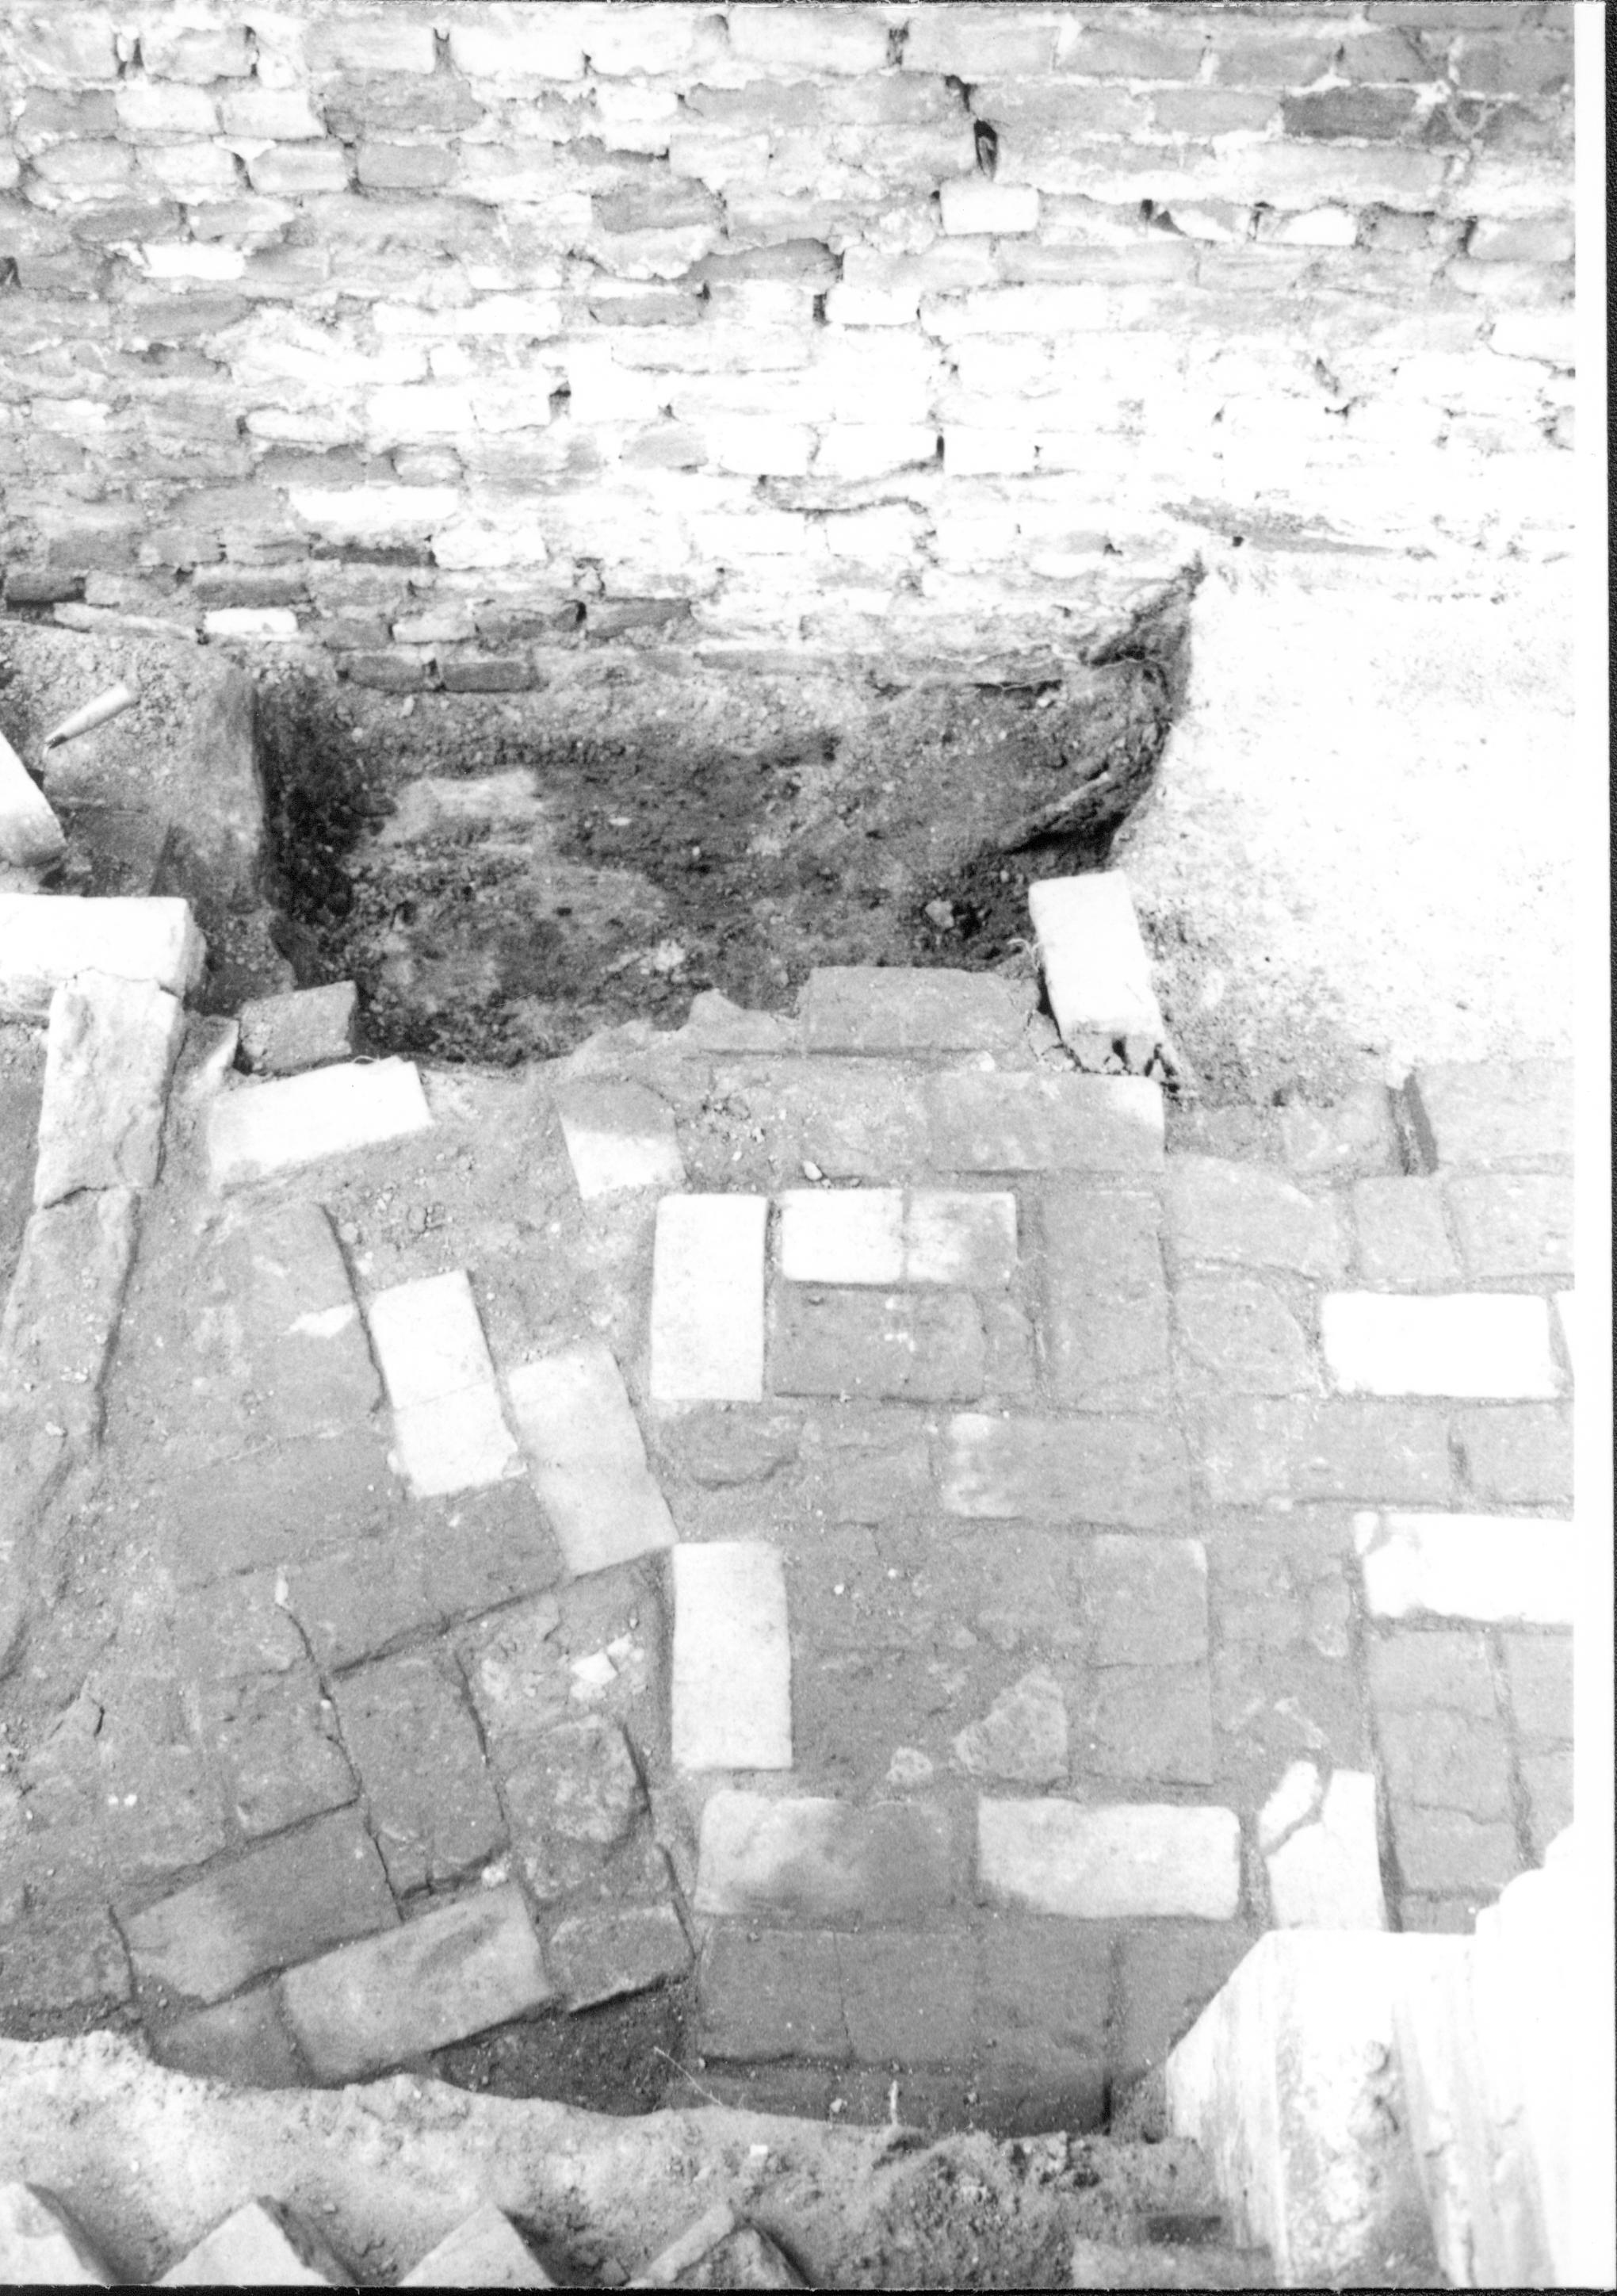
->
xmin=252 ymin=594 xmax=1194 ymax=1063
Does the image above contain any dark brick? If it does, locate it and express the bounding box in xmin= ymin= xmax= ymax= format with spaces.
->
xmin=1338 ymin=28 xmax=1442 ymax=82
xmin=796 ymin=1407 xmax=929 ymax=1523
xmin=1078 ymin=1663 xmax=1216 ymax=1787
xmin=207 ymin=1200 xmax=380 ymax=1443
xmin=438 ymin=655 xmax=537 ymax=693
xmin=1455 ymin=1405 xmax=1573 ymax=1502
xmin=332 ymin=1650 xmax=505 ymax=1895
xmin=770 ymin=1286 xmax=984 ymax=1403
xmin=839 ymin=1931 xmax=975 ymax=2065
xmin=1379 ymin=1709 xmax=1512 ymax=1820
xmin=124 ymin=1809 xmax=397 ymax=2004
xmin=544 ymin=1902 xmax=691 ymax=2012
xmin=1040 ymin=1187 xmax=1170 ymax=1412
xmin=1283 ymin=86 xmax=1421 ymax=138
xmin=342 ymin=651 xmax=429 ymax=691
xmin=698 ymin=1927 xmax=847 ymax=2062
xmin=285 ymin=1533 xmax=439 ymax=1672
xmin=659 ymin=1407 xmax=803 ymax=1490
xmin=586 ymin=599 xmax=694 ymax=638
xmin=1445 ymin=1173 xmax=1573 ymax=1280
xmin=1279 ymin=1084 xmax=1402 ymax=1180
xmin=0 ymin=1899 xmax=132 ymax=2019
xmin=151 ymin=1986 xmax=308 ymax=2089
xmin=1116 ymin=1924 xmax=1256 ymax=2085
xmin=321 ymin=72 xmax=487 ymax=141
xmin=1406 ymin=1059 xmax=1573 ymax=1171
xmin=418 ymin=1482 xmax=565 ymax=1621
xmin=1174 ymin=1276 xmax=1317 ymax=1398
xmin=1390 ymin=1806 xmax=1518 ymax=1895
xmin=712 ymin=1059 xmax=929 ymax=1183
xmin=189 ymin=565 xmax=309 ymax=610
xmin=166 ymin=1429 xmax=400 ymax=1583
xmin=2 ymin=569 xmax=84 ymax=606
xmin=1500 ymin=1632 xmax=1572 ymax=1747
xmin=977 ymin=1916 xmax=1110 ymax=2130
xmin=1401 ymin=1894 xmax=1490 ymax=1934
xmin=1453 ymin=31 xmax=1573 ymax=97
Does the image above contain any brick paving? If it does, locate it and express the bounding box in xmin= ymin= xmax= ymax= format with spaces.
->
xmin=0 ymin=925 xmax=1577 ymax=2135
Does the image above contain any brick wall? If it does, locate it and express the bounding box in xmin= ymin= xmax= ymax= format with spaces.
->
xmin=0 ymin=2 xmax=1576 ymax=682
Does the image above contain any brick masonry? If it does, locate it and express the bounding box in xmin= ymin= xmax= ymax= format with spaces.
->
xmin=0 ymin=2 xmax=1573 ymax=663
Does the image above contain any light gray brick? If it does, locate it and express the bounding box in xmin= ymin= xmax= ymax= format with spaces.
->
xmin=672 ymin=1542 xmax=791 ymax=1771
xmin=978 ymin=1799 xmax=1240 ymax=1919
xmin=1351 ymin=1177 xmax=1462 ymax=1288
xmin=928 ymin=1073 xmax=1164 ymax=1174
xmin=1446 ymin=1173 xmax=1573 ymax=1280
xmin=506 ymin=1341 xmax=675 ymax=1575
xmin=942 ymin=1411 xmax=1191 ymax=1530
xmin=694 ymin=1791 xmax=954 ymax=1923
xmin=1168 ymin=1157 xmax=1348 ymax=1279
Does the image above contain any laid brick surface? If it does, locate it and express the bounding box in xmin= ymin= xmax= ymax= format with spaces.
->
xmin=125 ymin=1809 xmax=397 ymax=2004
xmin=1350 ymin=1176 xmax=1462 ymax=1288
xmin=1168 ymin=1157 xmax=1348 ymax=1279
xmin=507 ymin=1341 xmax=676 ymax=1574
xmin=801 ymin=966 xmax=1032 ymax=1056
xmin=928 ymin=1073 xmax=1164 ymax=1173
xmin=1039 ymin=1187 xmax=1169 ymax=1411
xmin=1391 ymin=1807 xmax=1519 ymax=1896
xmin=365 ymin=1268 xmax=499 ymax=1410
xmin=1378 ymin=1705 xmax=1512 ymax=1822
xmin=1084 ymin=1535 xmax=1208 ymax=1665
xmin=1079 ymin=1663 xmax=1216 ymax=1787
xmin=694 ymin=1791 xmax=955 ymax=1923
xmin=778 ymin=1188 xmax=1018 ymax=1289
xmin=771 ymin=1285 xmax=984 ymax=1402
xmin=331 ymin=1649 xmax=505 ymax=1894
xmin=942 ymin=1410 xmax=1191 ymax=1529
xmin=1406 ymin=1058 xmax=1573 ymax=1170
xmin=1446 ymin=1172 xmax=1573 ymax=1280
xmin=216 ymin=1200 xmax=380 ymax=1442
xmin=388 ymin=1382 xmax=524 ymax=1498
xmin=281 ymin=1884 xmax=552 ymax=2083
xmin=906 ymin=1190 xmax=1019 ymax=1288
xmin=977 ymin=1916 xmax=1111 ymax=2130
xmin=839 ymin=1930 xmax=977 ymax=2064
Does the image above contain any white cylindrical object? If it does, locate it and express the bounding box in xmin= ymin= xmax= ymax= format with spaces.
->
xmin=41 ymin=680 xmax=140 ymax=750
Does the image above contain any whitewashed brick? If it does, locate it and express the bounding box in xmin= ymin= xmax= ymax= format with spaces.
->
xmin=556 ymin=1080 xmax=684 ymax=1200
xmin=366 ymin=1270 xmax=498 ymax=1410
xmin=506 ymin=1341 xmax=675 ymax=1574
xmin=0 ymin=894 xmax=204 ymax=1020
xmin=778 ymin=1189 xmax=903 ymax=1284
xmin=202 ymin=608 xmax=298 ymax=640
xmin=1261 ymin=1763 xmax=1387 ymax=1931
xmin=1030 ymin=872 xmax=1166 ymax=1045
xmin=0 ymin=2183 xmax=113 ymax=2287
xmin=673 ymin=1542 xmax=791 ymax=1772
xmin=944 ymin=427 xmax=1038 ymax=476
xmin=728 ymin=3 xmax=889 ymax=73
xmin=218 ymin=86 xmax=324 ymax=140
xmin=651 ymin=1196 xmax=766 ymax=1402
xmin=33 ymin=971 xmax=185 ymax=1207
xmin=205 ymin=1058 xmax=432 ymax=1186
xmin=979 ymin=1797 xmax=1241 ymax=1919
xmin=446 ymin=10 xmax=587 ymax=78
xmin=1322 ymin=1294 xmax=1558 ymax=1400
xmin=1355 ymin=1511 xmax=1577 ymax=1628
xmin=824 ymin=282 xmax=918 ymax=327
xmin=115 ymin=80 xmax=218 ymax=138
xmin=941 ymin=178 xmax=1041 ymax=237
xmin=141 ymin=243 xmax=246 ymax=282
xmin=399 ymin=2206 xmax=550 ymax=2290
xmin=705 ymin=419 xmax=816 ymax=477
xmin=813 ymin=424 xmax=938 ymax=480
xmin=309 ymin=14 xmax=438 ymax=71
xmin=158 ymin=2198 xmax=342 ymax=2287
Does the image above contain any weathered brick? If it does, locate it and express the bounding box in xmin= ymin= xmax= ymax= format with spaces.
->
xmin=138 ymin=22 xmax=253 ymax=78
xmin=1405 ymin=1058 xmax=1573 ymax=1169
xmin=113 ymin=81 xmax=219 ymax=140
xmin=308 ymin=13 xmax=438 ymax=73
xmin=507 ymin=1342 xmax=675 ymax=1575
xmin=1367 ymin=1624 xmax=1497 ymax=1719
xmin=545 ymin=1902 xmax=692 ymax=2013
xmin=1206 ymin=25 xmax=1347 ymax=89
xmin=695 ymin=1792 xmax=954 ymax=1924
xmin=1059 ymin=20 xmax=1212 ymax=80
xmin=247 ymin=144 xmax=351 ymax=197
xmin=800 ymin=967 xmax=1030 ymax=1057
xmin=1079 ymin=1663 xmax=1216 ymax=1787
xmin=728 ymin=3 xmax=889 ymax=73
xmin=672 ymin=1541 xmax=792 ymax=1772
xmin=771 ymin=1286 xmax=984 ymax=1404
xmin=698 ymin=1927 xmax=847 ymax=2062
xmin=1322 ymin=1292 xmax=1558 ymax=1399
xmin=498 ymin=1715 xmax=648 ymax=1903
xmin=1283 ymin=87 xmax=1420 ymax=139
xmin=1355 ymin=1510 xmax=1577 ymax=1628
xmin=332 ymin=1649 xmax=504 ymax=1895
xmin=1445 ymin=1173 xmax=1573 ymax=1280
xmin=795 ymin=1408 xmax=930 ymax=1525
xmin=281 ymin=1885 xmax=552 ymax=2083
xmin=4 ymin=17 xmax=118 ymax=82
xmin=838 ymin=1929 xmax=976 ymax=2065
xmin=1261 ymin=1766 xmax=1388 ymax=1931
xmin=1351 ymin=1177 xmax=1462 ymax=1288
xmin=977 ymin=1916 xmax=1110 ymax=2126
xmin=1279 ymin=1085 xmax=1401 ymax=1181
xmin=1520 ymin=1747 xmax=1572 ymax=1858
xmin=206 ymin=1058 xmax=433 ymax=1187
xmin=651 ymin=1193 xmax=767 ymax=1402
xmin=1194 ymin=1397 xmax=1453 ymax=1505
xmin=32 ymin=972 xmax=182 ymax=1207
xmin=1175 ymin=1276 xmax=1318 ymax=1398
xmin=125 ymin=1809 xmax=396 ymax=2004
xmin=1168 ymin=1157 xmax=1348 ymax=1280
xmin=942 ymin=1410 xmax=1190 ymax=1530
xmin=1468 ymin=215 xmax=1576 ymax=263
xmin=1453 ymin=32 xmax=1573 ymax=98
xmin=1084 ymin=1534 xmax=1208 ymax=1666
xmin=555 ymin=1078 xmax=683 ymax=1200
xmin=152 ymin=1986 xmax=308 ymax=2091
xmin=357 ymin=142 xmax=458 ymax=192
xmin=1454 ymin=1405 xmax=1572 ymax=1503
xmin=978 ymin=1799 xmax=1241 ymax=1920
xmin=1500 ymin=1632 xmax=1572 ymax=1748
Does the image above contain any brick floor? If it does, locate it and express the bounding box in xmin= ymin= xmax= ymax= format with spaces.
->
xmin=6 ymin=990 xmax=1577 ymax=2133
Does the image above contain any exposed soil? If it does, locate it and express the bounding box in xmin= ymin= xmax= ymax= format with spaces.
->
xmin=434 ymin=1980 xmax=690 ymax=2115
xmin=254 ymin=587 xmax=1191 ymax=1066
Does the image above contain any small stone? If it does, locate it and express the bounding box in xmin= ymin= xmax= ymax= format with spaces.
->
xmin=32 ymin=970 xmax=185 ymax=1207
xmin=158 ymin=2198 xmax=345 ymax=2287
xmin=0 ymin=2183 xmax=113 ymax=2286
xmin=237 ymin=982 xmax=358 ymax=1077
xmin=952 ymin=1667 xmax=1068 ymax=1784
